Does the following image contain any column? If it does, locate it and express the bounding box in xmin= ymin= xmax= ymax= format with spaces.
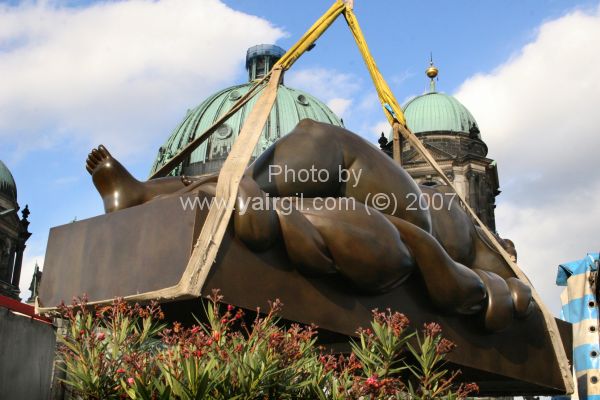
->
xmin=11 ymin=242 xmax=25 ymax=288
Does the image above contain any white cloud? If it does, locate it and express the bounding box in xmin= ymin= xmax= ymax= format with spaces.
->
xmin=285 ymin=67 xmax=395 ymax=140
xmin=0 ymin=0 xmax=284 ymax=159
xmin=326 ymin=97 xmax=352 ymax=118
xmin=286 ymin=67 xmax=362 ymax=120
xmin=356 ymin=91 xmax=379 ymax=112
xmin=286 ymin=67 xmax=361 ymax=101
xmin=455 ymin=5 xmax=600 ymax=313
xmin=498 ymin=184 xmax=600 ymax=313
xmin=371 ymin=120 xmax=390 ymax=139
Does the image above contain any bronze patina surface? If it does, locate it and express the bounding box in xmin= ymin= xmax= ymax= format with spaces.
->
xmin=41 ymin=194 xmax=202 ymax=302
xmin=82 ymin=120 xmax=531 ymax=331
xmin=39 ymin=119 xmax=572 ymax=394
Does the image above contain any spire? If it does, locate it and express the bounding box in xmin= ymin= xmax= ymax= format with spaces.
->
xmin=27 ymin=261 xmax=42 ymax=304
xmin=425 ymin=53 xmax=439 ymax=92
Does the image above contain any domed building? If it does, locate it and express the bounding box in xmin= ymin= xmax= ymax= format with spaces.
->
xmin=150 ymin=44 xmax=343 ymax=177
xmin=150 ymin=46 xmax=498 ymax=231
xmin=380 ymin=61 xmax=500 ymax=230
xmin=0 ymin=160 xmax=31 ymax=299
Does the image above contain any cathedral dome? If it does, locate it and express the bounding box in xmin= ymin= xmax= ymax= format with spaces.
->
xmin=0 ymin=160 xmax=17 ymax=202
xmin=403 ymin=92 xmax=479 ymax=137
xmin=150 ymin=45 xmax=343 ymax=177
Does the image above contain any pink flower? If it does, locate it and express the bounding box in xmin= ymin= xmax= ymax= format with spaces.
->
xmin=116 ymin=368 xmax=126 ymax=374
xmin=127 ymin=377 xmax=135 ymax=386
xmin=366 ymin=374 xmax=381 ymax=388
xmin=227 ymin=304 xmax=235 ymax=312
xmin=96 ymin=332 xmax=105 ymax=341
xmin=435 ymin=338 xmax=456 ymax=355
xmin=423 ymin=322 xmax=442 ymax=338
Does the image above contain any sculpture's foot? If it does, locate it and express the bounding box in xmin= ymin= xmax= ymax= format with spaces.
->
xmin=473 ymin=270 xmax=534 ymax=332
xmin=86 ymin=145 xmax=146 ymax=213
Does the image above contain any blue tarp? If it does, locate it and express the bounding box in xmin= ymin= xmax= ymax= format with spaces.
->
xmin=555 ymin=253 xmax=600 ymax=400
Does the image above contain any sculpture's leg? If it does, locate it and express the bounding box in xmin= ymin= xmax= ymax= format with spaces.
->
xmin=287 ymin=199 xmax=416 ymax=293
xmin=233 ymin=176 xmax=281 ymax=251
xmin=421 ymin=185 xmax=476 ymax=266
xmin=384 ymin=214 xmax=487 ymax=315
xmin=276 ymin=205 xmax=337 ymax=277
xmin=231 ymin=183 xmax=415 ymax=292
xmin=419 ymin=186 xmax=533 ymax=324
xmin=86 ymin=145 xmax=187 ymax=213
xmin=385 ymin=214 xmax=533 ymax=330
xmin=470 ymin=226 xmax=519 ymax=279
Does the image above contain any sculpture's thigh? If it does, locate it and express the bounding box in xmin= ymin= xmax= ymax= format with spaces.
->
xmin=280 ymin=199 xmax=416 ymax=293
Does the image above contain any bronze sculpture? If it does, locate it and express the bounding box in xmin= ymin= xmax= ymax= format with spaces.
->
xmin=86 ymin=119 xmax=532 ymax=332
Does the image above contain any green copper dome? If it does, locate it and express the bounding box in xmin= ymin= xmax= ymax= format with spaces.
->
xmin=403 ymin=92 xmax=479 ymax=137
xmin=0 ymin=160 xmax=17 ymax=201
xmin=150 ymin=45 xmax=343 ymax=177
xmin=150 ymin=83 xmax=343 ymax=176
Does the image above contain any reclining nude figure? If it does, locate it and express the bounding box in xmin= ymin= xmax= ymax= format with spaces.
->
xmin=86 ymin=119 xmax=531 ymax=332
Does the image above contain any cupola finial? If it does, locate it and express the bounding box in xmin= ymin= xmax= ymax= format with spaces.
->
xmin=426 ymin=53 xmax=439 ymax=92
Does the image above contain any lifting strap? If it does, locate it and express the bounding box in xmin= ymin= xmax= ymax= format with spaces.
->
xmin=274 ymin=0 xmax=346 ymax=70
xmin=181 ymin=66 xmax=283 ymax=294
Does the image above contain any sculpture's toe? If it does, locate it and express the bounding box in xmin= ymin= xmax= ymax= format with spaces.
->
xmin=91 ymin=148 xmax=102 ymax=161
xmin=86 ymin=145 xmax=111 ymax=175
xmin=98 ymin=145 xmax=111 ymax=158
xmin=85 ymin=157 xmax=95 ymax=174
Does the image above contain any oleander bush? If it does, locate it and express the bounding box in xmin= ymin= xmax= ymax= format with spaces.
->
xmin=56 ymin=291 xmax=478 ymax=399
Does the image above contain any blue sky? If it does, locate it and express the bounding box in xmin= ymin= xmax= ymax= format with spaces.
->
xmin=2 ymin=0 xmax=600 ymax=312
xmin=225 ymin=0 xmax=595 ymax=92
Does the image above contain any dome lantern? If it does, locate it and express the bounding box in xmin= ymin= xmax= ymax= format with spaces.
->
xmin=246 ymin=44 xmax=286 ymax=82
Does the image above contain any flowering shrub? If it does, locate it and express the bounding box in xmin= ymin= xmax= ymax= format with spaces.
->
xmin=56 ymin=291 xmax=478 ymax=399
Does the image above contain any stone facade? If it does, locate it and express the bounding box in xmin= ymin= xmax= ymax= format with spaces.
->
xmin=380 ymin=122 xmax=500 ymax=231
xmin=0 ymin=162 xmax=31 ymax=300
